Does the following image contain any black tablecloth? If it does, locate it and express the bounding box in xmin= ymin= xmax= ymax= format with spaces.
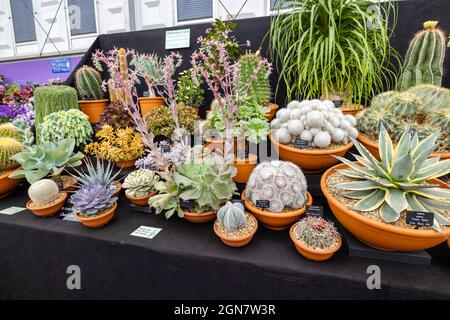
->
xmin=0 ymin=180 xmax=449 ymax=300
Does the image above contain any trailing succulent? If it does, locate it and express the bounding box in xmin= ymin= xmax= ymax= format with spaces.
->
xmin=293 ymin=216 xmax=340 ymax=250
xmin=217 ymin=201 xmax=246 ymax=231
xmin=70 ymin=184 xmax=118 ymax=217
xmin=145 ymin=105 xmax=199 ymax=139
xmin=246 ymin=160 xmax=308 ymax=213
xmin=334 ymin=124 xmax=450 ymax=232
xmin=123 ymin=169 xmax=159 ymax=198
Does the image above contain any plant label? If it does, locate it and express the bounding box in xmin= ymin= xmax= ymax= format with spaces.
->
xmin=255 ymin=200 xmax=270 ymax=209
xmin=406 ymin=211 xmax=434 ymax=227
xmin=333 ymin=100 xmax=343 ymax=108
xmin=0 ymin=206 xmax=26 ymax=215
xmin=293 ymin=138 xmax=310 ymax=149
xmin=180 ymin=199 xmax=195 ymax=210
xmin=161 ymin=145 xmax=171 ymax=153
xmin=143 ymin=91 xmax=149 ymax=97
xmin=236 ymin=150 xmax=248 ymax=160
xmin=305 ymin=205 xmax=323 ymax=217
xmin=165 ymin=29 xmax=190 ymax=49
xmin=130 ymin=226 xmax=162 ymax=239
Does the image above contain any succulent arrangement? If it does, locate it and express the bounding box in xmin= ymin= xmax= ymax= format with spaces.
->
xmin=217 ymin=201 xmax=246 ymax=231
xmin=70 ymin=157 xmax=121 ymax=191
xmin=123 ymin=169 xmax=159 ymax=198
xmin=145 ymin=105 xmax=199 ymax=139
xmin=292 ymin=216 xmax=341 ymax=250
xmin=175 ymin=68 xmax=204 ymax=108
xmin=271 ymin=100 xmax=358 ymax=148
xmin=246 ymin=161 xmax=308 ymax=212
xmin=39 ymin=109 xmax=93 ymax=147
xmin=28 ymin=179 xmax=60 ymax=206
xmin=334 ymin=124 xmax=450 ymax=232
xmin=75 ymin=65 xmax=104 ymax=100
xmin=131 ymin=52 xmax=164 ymax=97
xmin=398 ymin=21 xmax=447 ymax=90
xmin=84 ymin=125 xmax=145 ymax=162
xmin=70 ymin=183 xmax=118 ymax=217
xmin=97 ymin=102 xmax=134 ymax=130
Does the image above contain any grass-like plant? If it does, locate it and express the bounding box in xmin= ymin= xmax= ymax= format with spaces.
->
xmin=268 ymin=0 xmax=399 ymax=103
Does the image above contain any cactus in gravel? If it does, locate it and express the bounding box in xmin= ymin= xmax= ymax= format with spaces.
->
xmin=388 ymin=92 xmax=424 ymax=119
xmin=246 ymin=161 xmax=308 ymax=213
xmin=123 ymin=169 xmax=160 ymax=198
xmin=370 ymin=90 xmax=397 ymax=109
xmin=217 ymin=201 xmax=247 ymax=231
xmin=356 ymin=107 xmax=396 ymax=139
xmin=75 ymin=65 xmax=104 ymax=100
xmin=293 ymin=216 xmax=340 ymax=250
xmin=0 ymin=137 xmax=22 ymax=171
xmin=407 ymin=84 xmax=450 ymax=112
xmin=398 ymin=21 xmax=447 ymax=90
xmin=28 ymin=179 xmax=60 ymax=206
xmin=0 ymin=123 xmax=21 ymax=140
xmin=238 ymin=51 xmax=271 ymax=106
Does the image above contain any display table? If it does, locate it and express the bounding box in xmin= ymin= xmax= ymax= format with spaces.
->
xmin=0 ymin=181 xmax=449 ymax=300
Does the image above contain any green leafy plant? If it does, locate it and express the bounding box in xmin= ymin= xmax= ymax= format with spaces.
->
xmin=334 ymin=124 xmax=450 ymax=232
xmin=146 ymin=105 xmax=199 ymax=139
xmin=39 ymin=109 xmax=93 ymax=147
xmin=268 ymin=0 xmax=399 ymax=103
xmin=175 ymin=69 xmax=204 ymax=108
xmin=123 ymin=169 xmax=159 ymax=197
xmin=75 ymin=65 xmax=104 ymax=100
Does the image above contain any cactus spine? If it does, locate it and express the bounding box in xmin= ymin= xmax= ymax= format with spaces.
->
xmin=238 ymin=51 xmax=271 ymax=106
xmin=407 ymin=84 xmax=450 ymax=112
xmin=399 ymin=21 xmax=446 ymax=90
xmin=75 ymin=65 xmax=104 ymax=100
xmin=0 ymin=137 xmax=23 ymax=171
xmin=0 ymin=123 xmax=21 ymax=140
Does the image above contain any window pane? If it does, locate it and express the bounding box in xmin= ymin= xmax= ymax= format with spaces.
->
xmin=271 ymin=0 xmax=294 ymax=10
xmin=68 ymin=0 xmax=97 ymax=36
xmin=10 ymin=0 xmax=37 ymax=43
xmin=177 ymin=0 xmax=213 ymax=22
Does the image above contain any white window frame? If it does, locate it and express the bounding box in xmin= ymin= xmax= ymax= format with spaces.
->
xmin=64 ymin=0 xmax=100 ymax=42
xmin=10 ymin=0 xmax=39 ymax=48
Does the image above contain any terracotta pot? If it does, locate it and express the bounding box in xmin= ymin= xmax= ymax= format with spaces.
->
xmin=242 ymin=190 xmax=313 ymax=230
xmin=138 ymin=97 xmax=165 ymax=116
xmin=290 ymin=223 xmax=342 ymax=261
xmin=340 ymin=106 xmax=363 ymax=117
xmin=116 ymin=159 xmax=137 ymax=169
xmin=26 ymin=192 xmax=67 ymax=217
xmin=233 ymin=153 xmax=258 ymax=184
xmin=357 ymin=135 xmax=450 ymax=161
xmin=79 ymin=99 xmax=109 ymax=124
xmin=0 ymin=169 xmax=22 ymax=199
xmin=269 ymin=132 xmax=353 ymax=172
xmin=321 ymin=163 xmax=450 ymax=251
xmin=112 ymin=181 xmax=122 ymax=197
xmin=76 ymin=202 xmax=117 ymax=228
xmin=265 ymin=103 xmax=279 ymax=121
xmin=126 ymin=190 xmax=157 ymax=206
xmin=184 ymin=209 xmax=216 ymax=223
xmin=213 ymin=214 xmax=258 ymax=247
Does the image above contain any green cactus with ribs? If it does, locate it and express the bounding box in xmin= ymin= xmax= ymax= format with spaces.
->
xmin=75 ymin=65 xmax=104 ymax=100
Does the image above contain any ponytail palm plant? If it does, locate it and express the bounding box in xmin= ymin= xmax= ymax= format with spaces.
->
xmin=268 ymin=0 xmax=399 ymax=104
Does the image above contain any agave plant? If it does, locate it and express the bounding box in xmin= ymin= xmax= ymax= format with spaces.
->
xmin=70 ymin=184 xmax=118 ymax=217
xmin=70 ymin=157 xmax=121 ymax=189
xmin=334 ymin=124 xmax=450 ymax=232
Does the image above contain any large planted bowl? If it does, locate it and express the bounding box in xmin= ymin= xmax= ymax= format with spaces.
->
xmin=269 ymin=133 xmax=353 ymax=172
xmin=242 ymin=190 xmax=313 ymax=230
xmin=233 ymin=153 xmax=258 ymax=184
xmin=0 ymin=169 xmax=22 ymax=199
xmin=76 ymin=202 xmax=117 ymax=228
xmin=79 ymin=99 xmax=109 ymax=124
xmin=265 ymin=103 xmax=279 ymax=121
xmin=138 ymin=97 xmax=165 ymax=116
xmin=321 ymin=163 xmax=450 ymax=251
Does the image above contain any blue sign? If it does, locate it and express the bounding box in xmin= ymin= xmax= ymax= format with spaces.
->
xmin=51 ymin=58 xmax=71 ymax=73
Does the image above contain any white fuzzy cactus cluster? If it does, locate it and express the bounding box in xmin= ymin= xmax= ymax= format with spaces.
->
xmin=246 ymin=161 xmax=307 ymax=213
xmin=271 ymin=99 xmax=358 ymax=148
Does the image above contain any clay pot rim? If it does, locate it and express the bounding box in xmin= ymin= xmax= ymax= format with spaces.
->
xmin=269 ymin=132 xmax=354 ymax=156
xmin=183 ymin=209 xmax=216 ymax=217
xmin=266 ymin=103 xmax=279 ymax=109
xmin=0 ymin=168 xmax=17 ymax=180
xmin=320 ymin=162 xmax=450 ymax=238
xmin=78 ymin=99 xmax=109 ymax=104
xmin=289 ymin=223 xmax=342 ymax=255
xmin=75 ymin=202 xmax=118 ymax=221
xmin=138 ymin=96 xmax=165 ymax=101
xmin=213 ymin=213 xmax=258 ymax=242
xmin=125 ymin=189 xmax=157 ymax=200
xmin=242 ymin=190 xmax=313 ymax=218
xmin=26 ymin=192 xmax=67 ymax=211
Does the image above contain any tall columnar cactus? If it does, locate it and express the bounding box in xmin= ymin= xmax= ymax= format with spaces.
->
xmin=34 ymin=85 xmax=79 ymax=127
xmin=407 ymin=84 xmax=450 ymax=112
xmin=238 ymin=51 xmax=271 ymax=106
xmin=0 ymin=137 xmax=23 ymax=171
xmin=75 ymin=65 xmax=104 ymax=100
xmin=399 ymin=21 xmax=447 ymax=90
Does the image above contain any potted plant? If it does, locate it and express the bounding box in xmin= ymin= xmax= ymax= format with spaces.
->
xmin=84 ymin=124 xmax=145 ymax=169
xmin=213 ymin=201 xmax=258 ymax=247
xmin=123 ymin=169 xmax=159 ymax=206
xmin=75 ymin=65 xmax=109 ymax=124
xmin=26 ymin=179 xmax=67 ymax=217
xmin=268 ymin=0 xmax=398 ymax=113
xmin=97 ymin=102 xmax=134 ymax=130
xmin=175 ymin=68 xmax=204 ymax=112
xmin=357 ymin=84 xmax=450 ymax=160
xmin=0 ymin=126 xmax=23 ymax=197
xmin=321 ymin=124 xmax=450 ymax=251
xmin=70 ymin=182 xmax=118 ymax=228
xmin=290 ymin=216 xmax=342 ymax=261
xmin=270 ymin=99 xmax=357 ymax=172
xmin=242 ymin=160 xmax=313 ymax=230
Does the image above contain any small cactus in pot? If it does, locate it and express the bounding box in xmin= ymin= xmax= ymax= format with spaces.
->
xmin=26 ymin=179 xmax=67 ymax=217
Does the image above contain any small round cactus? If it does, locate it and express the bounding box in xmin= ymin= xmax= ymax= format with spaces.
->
xmin=0 ymin=123 xmax=21 ymax=140
xmin=123 ymin=169 xmax=160 ymax=197
xmin=246 ymin=161 xmax=308 ymax=213
xmin=271 ymin=99 xmax=358 ymax=148
xmin=217 ymin=201 xmax=247 ymax=231
xmin=0 ymin=137 xmax=23 ymax=171
xmin=28 ymin=179 xmax=60 ymax=206
xmin=293 ymin=216 xmax=340 ymax=250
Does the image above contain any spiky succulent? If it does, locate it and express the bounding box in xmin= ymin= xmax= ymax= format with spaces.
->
xmin=334 ymin=124 xmax=450 ymax=232
xmin=389 ymin=92 xmax=424 ymax=119
xmin=356 ymin=106 xmax=397 ymax=139
xmin=70 ymin=184 xmax=118 ymax=217
xmin=123 ymin=169 xmax=159 ymax=197
xmin=407 ymin=84 xmax=450 ymax=112
xmin=70 ymin=157 xmax=121 ymax=190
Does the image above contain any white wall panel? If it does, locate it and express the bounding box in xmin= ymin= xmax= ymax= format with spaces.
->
xmin=0 ymin=0 xmax=14 ymax=58
xmin=97 ymin=0 xmax=129 ymax=34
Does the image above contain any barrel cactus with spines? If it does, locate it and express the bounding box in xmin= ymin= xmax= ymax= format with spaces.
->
xmin=0 ymin=123 xmax=21 ymax=140
xmin=238 ymin=51 xmax=271 ymax=106
xmin=407 ymin=84 xmax=450 ymax=112
xmin=217 ymin=201 xmax=247 ymax=231
xmin=0 ymin=137 xmax=22 ymax=171
xmin=428 ymin=109 xmax=450 ymax=132
xmin=399 ymin=21 xmax=447 ymax=90
xmin=356 ymin=107 xmax=396 ymax=139
xmin=370 ymin=91 xmax=396 ymax=109
xmin=389 ymin=92 xmax=424 ymax=119
xmin=28 ymin=179 xmax=60 ymax=206
xmin=246 ymin=161 xmax=308 ymax=213
xmin=75 ymin=65 xmax=104 ymax=100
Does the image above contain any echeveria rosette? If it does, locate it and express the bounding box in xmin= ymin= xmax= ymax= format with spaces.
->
xmin=334 ymin=124 xmax=450 ymax=233
xmin=70 ymin=184 xmax=118 ymax=217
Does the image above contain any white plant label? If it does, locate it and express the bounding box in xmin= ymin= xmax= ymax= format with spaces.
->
xmin=0 ymin=206 xmax=26 ymax=215
xmin=130 ymin=226 xmax=162 ymax=239
xmin=165 ymin=29 xmax=190 ymax=49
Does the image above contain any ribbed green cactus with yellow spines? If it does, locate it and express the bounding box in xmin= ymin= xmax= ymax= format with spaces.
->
xmin=238 ymin=51 xmax=271 ymax=106
xmin=369 ymin=90 xmax=397 ymax=110
xmin=388 ymin=92 xmax=424 ymax=119
xmin=75 ymin=65 xmax=104 ymax=100
xmin=399 ymin=21 xmax=447 ymax=90
xmin=0 ymin=123 xmax=21 ymax=140
xmin=407 ymin=84 xmax=450 ymax=112
xmin=0 ymin=137 xmax=22 ymax=171
xmin=356 ymin=107 xmax=397 ymax=139
xmin=428 ymin=108 xmax=450 ymax=133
